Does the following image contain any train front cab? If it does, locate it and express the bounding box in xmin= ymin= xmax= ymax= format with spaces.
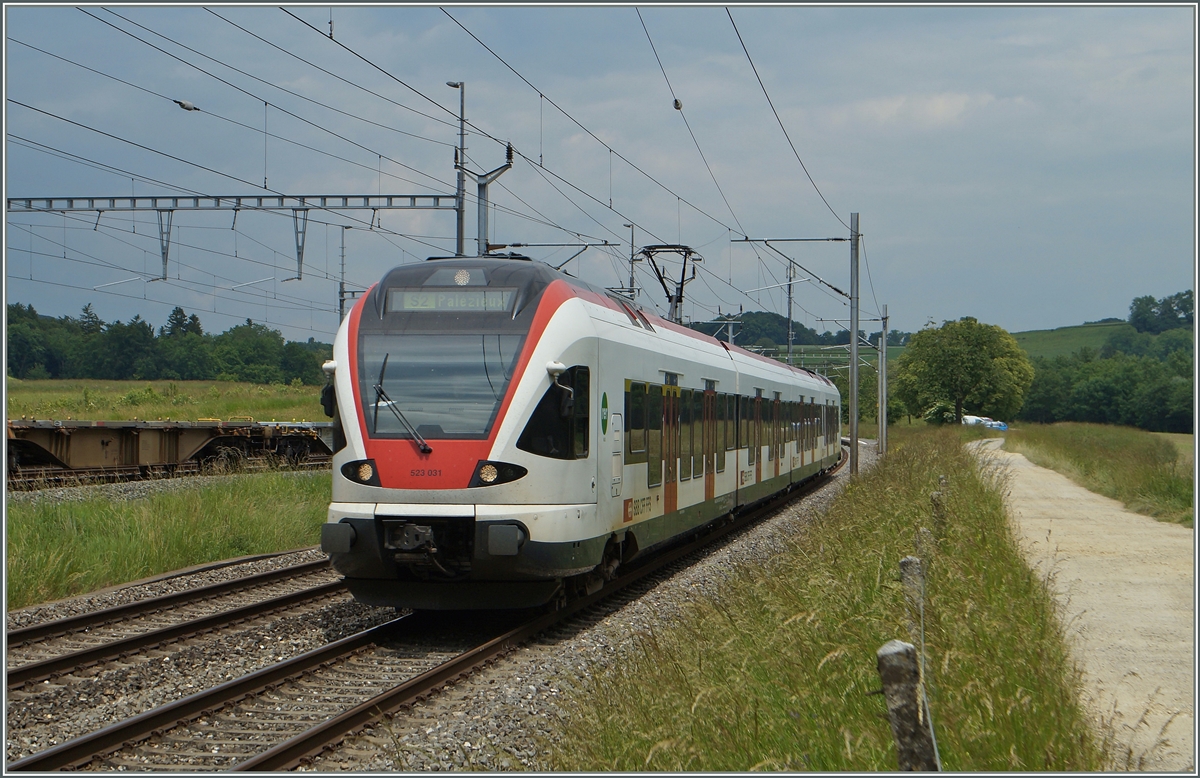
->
xmin=324 ymin=259 xmax=616 ymax=610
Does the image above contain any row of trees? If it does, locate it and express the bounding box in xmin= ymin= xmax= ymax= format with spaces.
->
xmin=1129 ymin=290 xmax=1193 ymax=334
xmin=690 ymin=310 xmax=911 ymax=352
xmin=1018 ymin=349 xmax=1191 ymax=432
xmin=7 ymin=303 xmax=331 ymax=385
xmin=1015 ymin=291 xmax=1193 ymax=432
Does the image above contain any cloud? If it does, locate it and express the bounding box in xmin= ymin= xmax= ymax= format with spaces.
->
xmin=825 ymin=91 xmax=1000 ymax=131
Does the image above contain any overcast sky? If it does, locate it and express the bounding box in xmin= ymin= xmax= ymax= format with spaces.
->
xmin=4 ymin=4 xmax=1195 ymax=342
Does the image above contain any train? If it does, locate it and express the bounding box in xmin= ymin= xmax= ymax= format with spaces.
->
xmin=319 ymin=254 xmax=842 ymax=610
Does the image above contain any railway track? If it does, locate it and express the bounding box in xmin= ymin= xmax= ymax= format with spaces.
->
xmin=6 ymin=455 xmax=332 ymax=491
xmin=8 ymin=452 xmax=843 ymax=772
xmin=7 ymin=559 xmax=342 ymax=691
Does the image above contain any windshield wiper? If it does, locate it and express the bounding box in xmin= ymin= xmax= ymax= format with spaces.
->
xmin=373 ymin=354 xmax=433 ymax=454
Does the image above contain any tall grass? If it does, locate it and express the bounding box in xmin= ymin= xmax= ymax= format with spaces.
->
xmin=551 ymin=427 xmax=1103 ymax=771
xmin=6 ymin=378 xmax=324 ymax=422
xmin=1005 ymin=423 xmax=1193 ymax=527
xmin=6 ymin=472 xmax=331 ymax=609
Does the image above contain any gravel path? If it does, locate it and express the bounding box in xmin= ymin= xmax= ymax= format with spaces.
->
xmin=978 ymin=439 xmax=1194 ymax=772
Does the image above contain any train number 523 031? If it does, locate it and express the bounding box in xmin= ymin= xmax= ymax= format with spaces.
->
xmin=409 ymin=469 xmax=442 ymax=477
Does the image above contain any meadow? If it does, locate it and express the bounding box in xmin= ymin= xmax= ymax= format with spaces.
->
xmin=551 ymin=427 xmax=1102 ymax=771
xmin=1010 ymin=321 xmax=1132 ymax=359
xmin=1004 ymin=422 xmax=1194 ymax=527
xmin=6 ymin=471 xmax=331 ymax=610
xmin=6 ymin=378 xmax=326 ymax=423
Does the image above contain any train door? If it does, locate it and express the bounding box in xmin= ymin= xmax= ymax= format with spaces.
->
xmin=663 ymin=379 xmax=678 ymax=514
xmin=703 ymin=382 xmax=716 ymax=501
xmin=773 ymin=393 xmax=781 ymax=479
xmin=754 ymin=390 xmax=762 ymax=485
xmin=610 ymin=413 xmax=623 ymax=497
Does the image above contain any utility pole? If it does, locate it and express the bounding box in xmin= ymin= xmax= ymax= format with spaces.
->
xmin=338 ymin=226 xmax=351 ymax=321
xmin=786 ymin=261 xmax=794 ymax=366
xmin=446 ymin=81 xmax=466 ymax=256
xmin=879 ymin=303 xmax=888 ymax=457
xmin=849 ymin=212 xmax=860 ymax=475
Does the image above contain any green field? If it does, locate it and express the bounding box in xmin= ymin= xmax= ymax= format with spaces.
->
xmin=1011 ymin=321 xmax=1133 ymax=359
xmin=1006 ymin=423 xmax=1193 ymax=527
xmin=6 ymin=378 xmax=325 ymax=422
xmin=6 ymin=471 xmax=331 ymax=609
xmin=551 ymin=427 xmax=1102 ymax=771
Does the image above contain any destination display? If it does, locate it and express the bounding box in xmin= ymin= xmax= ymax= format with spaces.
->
xmin=386 ymin=287 xmax=516 ymax=313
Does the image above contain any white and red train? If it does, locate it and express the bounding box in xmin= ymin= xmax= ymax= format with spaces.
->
xmin=320 ymin=255 xmax=841 ymax=609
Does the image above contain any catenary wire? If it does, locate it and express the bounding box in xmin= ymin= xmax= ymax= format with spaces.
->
xmin=636 ymin=8 xmax=749 ymax=238
xmin=726 ymin=8 xmax=849 ymax=233
xmin=6 ymin=41 xmax=448 ymax=194
xmin=83 ymin=9 xmax=455 ymax=192
xmin=8 ymin=40 xmax=607 ymax=251
xmin=860 ymin=234 xmax=882 ymax=318
xmin=9 ymin=133 xmax=452 ymax=266
xmin=282 ymin=8 xmax=676 ymax=251
xmin=207 ymin=9 xmax=458 ymax=132
xmin=439 ymin=7 xmax=739 ymax=237
xmin=8 ymin=102 xmax=466 ymax=254
xmin=9 ymin=219 xmax=344 ymax=309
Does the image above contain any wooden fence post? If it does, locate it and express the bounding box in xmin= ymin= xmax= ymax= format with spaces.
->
xmin=876 ymin=640 xmax=940 ymax=771
xmin=930 ymin=491 xmax=946 ymax=535
xmin=915 ymin=527 xmax=936 ymax=561
xmin=899 ymin=555 xmax=923 ymax=643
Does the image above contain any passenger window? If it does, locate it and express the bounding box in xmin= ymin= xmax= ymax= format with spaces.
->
xmin=517 ymin=365 xmax=589 ymax=460
xmin=626 ymin=382 xmax=647 ymax=462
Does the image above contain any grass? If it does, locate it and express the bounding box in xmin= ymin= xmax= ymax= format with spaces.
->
xmin=6 ymin=378 xmax=325 ymax=422
xmin=1004 ymin=423 xmax=1194 ymax=528
xmin=550 ymin=427 xmax=1103 ymax=771
xmin=1011 ymin=321 xmax=1133 ymax=360
xmin=6 ymin=471 xmax=331 ymax=610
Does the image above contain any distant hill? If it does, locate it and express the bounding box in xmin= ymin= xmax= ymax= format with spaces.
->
xmin=1011 ymin=321 xmax=1136 ymax=360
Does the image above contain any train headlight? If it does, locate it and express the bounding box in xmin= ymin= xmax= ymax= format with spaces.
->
xmin=468 ymin=460 xmax=527 ymax=488
xmin=340 ymin=459 xmax=381 ymax=486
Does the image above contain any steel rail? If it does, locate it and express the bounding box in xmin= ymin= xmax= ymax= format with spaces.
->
xmin=237 ymin=453 xmax=847 ymax=771
xmin=5 ymin=615 xmax=416 ymax=772
xmin=6 ymin=580 xmax=345 ymax=690
xmin=7 ymin=558 xmax=331 ymax=645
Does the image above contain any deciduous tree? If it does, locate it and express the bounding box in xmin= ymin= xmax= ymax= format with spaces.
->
xmin=893 ymin=317 xmax=1034 ymax=423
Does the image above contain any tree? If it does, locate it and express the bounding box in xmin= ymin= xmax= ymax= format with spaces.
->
xmin=6 ymin=322 xmax=46 ymax=378
xmin=893 ymin=317 xmax=1034 ymax=423
xmin=1129 ymin=290 xmax=1194 ymax=334
xmin=213 ymin=321 xmax=285 ymax=383
xmin=162 ymin=306 xmax=189 ymax=337
xmin=281 ymin=341 xmax=322 ymax=385
xmin=88 ymin=315 xmax=158 ymax=379
xmin=79 ymin=303 xmax=103 ymax=335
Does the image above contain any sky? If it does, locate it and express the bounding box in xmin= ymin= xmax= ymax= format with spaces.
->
xmin=3 ymin=4 xmax=1196 ymax=343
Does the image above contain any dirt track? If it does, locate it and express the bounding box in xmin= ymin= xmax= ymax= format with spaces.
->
xmin=977 ymin=439 xmax=1194 ymax=771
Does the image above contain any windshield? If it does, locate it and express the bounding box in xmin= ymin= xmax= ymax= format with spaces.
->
xmin=359 ymin=333 xmax=524 ymax=439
